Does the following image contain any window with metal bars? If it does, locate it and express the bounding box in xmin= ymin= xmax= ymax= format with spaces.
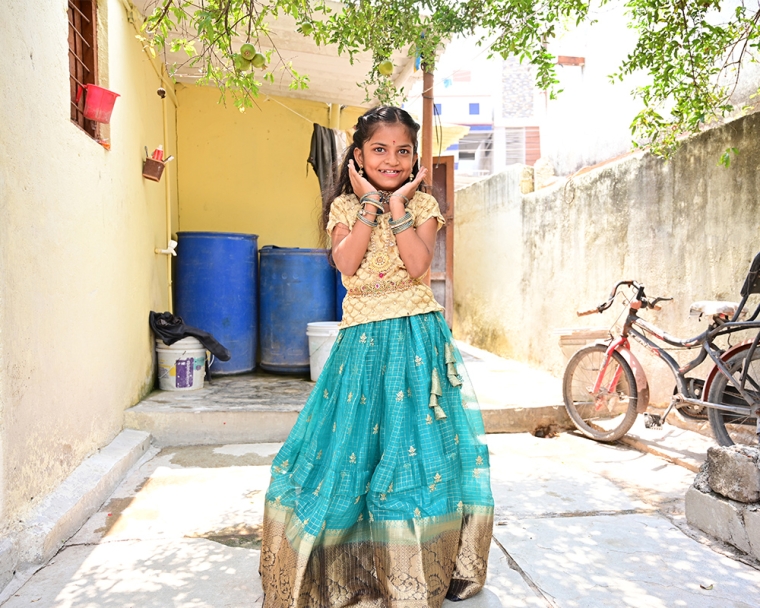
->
xmin=68 ymin=0 xmax=98 ymax=138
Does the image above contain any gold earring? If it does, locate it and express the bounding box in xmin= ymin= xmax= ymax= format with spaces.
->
xmin=359 ymin=166 xmax=364 ymax=177
xmin=409 ymin=173 xmax=414 ymax=182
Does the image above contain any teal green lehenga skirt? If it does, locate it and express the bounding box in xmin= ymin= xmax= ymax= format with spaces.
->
xmin=260 ymin=311 xmax=494 ymax=607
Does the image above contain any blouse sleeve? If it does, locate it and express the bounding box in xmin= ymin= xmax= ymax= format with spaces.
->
xmin=326 ymin=195 xmax=356 ymax=236
xmin=412 ymin=192 xmax=445 ymax=231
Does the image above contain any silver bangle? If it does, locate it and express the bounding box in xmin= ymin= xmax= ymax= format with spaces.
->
xmin=389 ymin=211 xmax=413 ymax=227
xmin=356 ymin=212 xmax=378 ymax=228
xmin=391 ymin=221 xmax=414 ymax=235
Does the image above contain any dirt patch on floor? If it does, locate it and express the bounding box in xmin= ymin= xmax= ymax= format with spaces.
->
xmin=161 ymin=445 xmax=277 ymax=468
xmin=189 ymin=523 xmax=263 ymax=549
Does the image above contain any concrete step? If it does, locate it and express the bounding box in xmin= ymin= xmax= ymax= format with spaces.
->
xmin=0 ymin=430 xmax=152 ymax=601
xmin=125 ymin=342 xmax=572 ymax=446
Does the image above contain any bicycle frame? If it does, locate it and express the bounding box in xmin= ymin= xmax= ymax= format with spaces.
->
xmin=608 ymin=308 xmax=760 ymax=424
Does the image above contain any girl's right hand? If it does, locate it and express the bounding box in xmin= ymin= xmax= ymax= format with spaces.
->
xmin=348 ymin=160 xmax=375 ymax=199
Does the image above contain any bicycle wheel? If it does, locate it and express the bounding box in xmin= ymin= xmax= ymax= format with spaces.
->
xmin=707 ymin=348 xmax=760 ymax=447
xmin=563 ymin=344 xmax=638 ymax=442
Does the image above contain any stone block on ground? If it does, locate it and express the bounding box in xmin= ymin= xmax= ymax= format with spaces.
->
xmin=685 ymin=485 xmax=752 ymax=554
xmin=706 ymin=445 xmax=760 ymax=503
xmin=743 ymin=506 xmax=760 ymax=559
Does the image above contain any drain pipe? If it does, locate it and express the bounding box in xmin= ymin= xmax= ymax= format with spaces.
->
xmin=160 ymin=79 xmax=174 ymax=312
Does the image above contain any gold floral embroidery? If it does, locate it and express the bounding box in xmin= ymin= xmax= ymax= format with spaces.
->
xmin=414 ymin=507 xmax=421 ymax=518
xmin=349 ymin=453 xmax=357 ymax=464
xmin=332 ymin=422 xmax=336 ymax=432
xmin=355 ymin=495 xmax=361 ymax=504
xmin=347 ymin=278 xmax=421 ymax=297
xmin=409 ymin=446 xmax=417 ymax=457
xmin=407 ymin=387 xmax=412 ymax=397
xmin=372 ymin=424 xmax=379 ymax=434
xmin=415 ymin=355 xmax=422 ymax=366
xmin=369 ymin=512 xmax=374 ymax=522
xmin=313 ymin=481 xmax=322 ymax=496
xmin=357 ymin=513 xmax=364 ymax=522
xmin=456 ymin=500 xmax=464 ymax=514
xmin=365 ymin=482 xmax=370 ymax=493
xmin=369 ymin=337 xmax=375 ymax=346
xmin=381 ymin=365 xmax=387 ymax=375
xmin=426 ymin=414 xmax=433 ymax=425
xmin=347 ymin=391 xmax=353 ymax=402
xmin=361 ymin=395 xmax=367 ymax=404
xmin=396 ymin=391 xmax=404 ymax=402
xmin=306 ymin=414 xmax=312 ymax=423
xmin=317 ymin=450 xmax=323 ymax=460
xmin=360 ymin=333 xmax=367 ymax=344
xmin=429 ymin=482 xmax=437 ymax=492
xmin=339 ymin=363 xmax=344 ymax=375
xmin=434 ymin=473 xmax=442 ymax=483
xmin=388 ymin=482 xmax=393 ymax=493
xmin=454 ymin=434 xmax=459 ymax=445
xmin=473 ymin=469 xmax=482 ymax=478
xmin=275 ymin=495 xmax=281 ymax=505
xmin=380 ymin=493 xmax=387 ymax=501
xmin=476 ymin=455 xmax=484 ymax=466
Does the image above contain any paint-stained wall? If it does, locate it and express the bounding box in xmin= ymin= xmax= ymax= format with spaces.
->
xmin=454 ymin=112 xmax=760 ymax=403
xmin=0 ymin=0 xmax=176 ymax=533
xmin=177 ymin=86 xmax=365 ymax=247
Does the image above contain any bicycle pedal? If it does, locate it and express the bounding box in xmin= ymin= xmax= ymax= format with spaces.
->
xmin=644 ymin=414 xmax=663 ymax=429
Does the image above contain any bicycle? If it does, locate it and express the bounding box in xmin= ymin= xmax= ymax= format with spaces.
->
xmin=562 ymin=252 xmax=760 ymax=446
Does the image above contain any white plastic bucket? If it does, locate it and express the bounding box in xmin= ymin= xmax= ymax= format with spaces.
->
xmin=156 ymin=337 xmax=206 ymax=391
xmin=306 ymin=321 xmax=341 ymax=381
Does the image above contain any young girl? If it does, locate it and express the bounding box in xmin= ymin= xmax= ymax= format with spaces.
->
xmin=260 ymin=106 xmax=493 ymax=607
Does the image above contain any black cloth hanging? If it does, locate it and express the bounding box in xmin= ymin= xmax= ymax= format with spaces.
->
xmin=149 ymin=311 xmax=231 ymax=361
xmin=307 ymin=123 xmax=339 ymax=204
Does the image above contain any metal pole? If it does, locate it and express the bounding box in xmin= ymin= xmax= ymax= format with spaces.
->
xmin=421 ymin=68 xmax=434 ymax=286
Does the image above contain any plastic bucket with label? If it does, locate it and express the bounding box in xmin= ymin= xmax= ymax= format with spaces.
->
xmin=306 ymin=322 xmax=341 ymax=381
xmin=156 ymin=337 xmax=206 ymax=391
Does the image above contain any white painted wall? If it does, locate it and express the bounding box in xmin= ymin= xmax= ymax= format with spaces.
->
xmin=0 ymin=0 xmax=175 ymax=538
xmin=454 ymin=111 xmax=760 ymax=404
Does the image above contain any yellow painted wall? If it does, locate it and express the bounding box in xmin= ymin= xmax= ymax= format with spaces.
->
xmin=0 ymin=0 xmax=176 ymax=531
xmin=177 ymin=86 xmax=365 ymax=247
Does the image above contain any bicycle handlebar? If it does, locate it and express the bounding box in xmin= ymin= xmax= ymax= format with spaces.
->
xmin=576 ymin=280 xmax=671 ymax=316
xmin=577 ymin=307 xmax=601 ymax=317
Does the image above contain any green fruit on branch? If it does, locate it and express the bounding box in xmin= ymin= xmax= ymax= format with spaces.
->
xmin=251 ymin=52 xmax=267 ymax=68
xmin=299 ymin=22 xmax=314 ymax=36
xmin=240 ymin=43 xmax=256 ymax=60
xmin=377 ymin=60 xmax=394 ymax=76
xmin=233 ymin=54 xmax=252 ymax=72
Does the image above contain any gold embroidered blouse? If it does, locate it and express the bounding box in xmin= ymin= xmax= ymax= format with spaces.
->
xmin=327 ymin=191 xmax=445 ymax=328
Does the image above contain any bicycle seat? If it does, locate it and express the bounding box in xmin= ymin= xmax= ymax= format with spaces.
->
xmin=689 ymin=300 xmax=748 ymax=320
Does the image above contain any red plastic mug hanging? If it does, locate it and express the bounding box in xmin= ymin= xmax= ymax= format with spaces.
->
xmin=76 ymin=84 xmax=120 ymax=124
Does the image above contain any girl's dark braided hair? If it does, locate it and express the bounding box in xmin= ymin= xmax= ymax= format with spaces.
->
xmin=319 ymin=106 xmax=422 ymax=242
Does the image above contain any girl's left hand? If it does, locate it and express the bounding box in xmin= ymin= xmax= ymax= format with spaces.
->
xmin=391 ymin=166 xmax=428 ymax=206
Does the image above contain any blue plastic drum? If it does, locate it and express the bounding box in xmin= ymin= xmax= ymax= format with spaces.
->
xmin=336 ymin=268 xmax=347 ymax=321
xmin=259 ymin=247 xmax=336 ymax=374
xmin=175 ymin=232 xmax=258 ymax=375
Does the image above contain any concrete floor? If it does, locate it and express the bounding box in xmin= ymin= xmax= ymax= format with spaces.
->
xmin=4 ymin=431 xmax=760 ymax=607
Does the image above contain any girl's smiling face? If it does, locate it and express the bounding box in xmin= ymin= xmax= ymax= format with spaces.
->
xmin=354 ymin=123 xmax=417 ymax=191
